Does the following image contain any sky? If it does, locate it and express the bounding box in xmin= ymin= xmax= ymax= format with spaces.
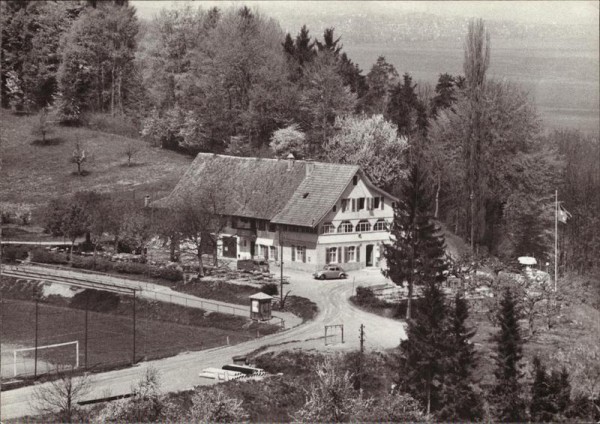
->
xmin=131 ymin=1 xmax=600 ymax=27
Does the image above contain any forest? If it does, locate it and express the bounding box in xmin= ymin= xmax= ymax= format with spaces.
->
xmin=3 ymin=0 xmax=597 ymax=273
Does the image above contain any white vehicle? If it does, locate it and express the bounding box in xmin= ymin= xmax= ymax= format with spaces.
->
xmin=199 ymin=367 xmax=245 ymax=381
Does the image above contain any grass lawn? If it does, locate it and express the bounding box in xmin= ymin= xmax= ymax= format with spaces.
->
xmin=0 ymin=109 xmax=192 ymax=208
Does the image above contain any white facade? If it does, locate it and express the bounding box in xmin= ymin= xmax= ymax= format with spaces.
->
xmin=216 ymin=173 xmax=395 ymax=272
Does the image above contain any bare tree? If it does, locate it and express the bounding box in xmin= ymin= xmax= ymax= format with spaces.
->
xmin=71 ymin=141 xmax=87 ymax=175
xmin=30 ymin=366 xmax=91 ymax=423
xmin=31 ymin=106 xmax=53 ymax=144
xmin=124 ymin=141 xmax=139 ymax=167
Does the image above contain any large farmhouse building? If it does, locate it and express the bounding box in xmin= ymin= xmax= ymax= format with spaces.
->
xmin=155 ymin=153 xmax=398 ymax=272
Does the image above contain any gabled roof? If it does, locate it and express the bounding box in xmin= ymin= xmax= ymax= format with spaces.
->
xmin=271 ymin=162 xmax=359 ymax=227
xmin=151 ymin=154 xmax=307 ymax=220
xmin=153 ymin=153 xmax=397 ymax=228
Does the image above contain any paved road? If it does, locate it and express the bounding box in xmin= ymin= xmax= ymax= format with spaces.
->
xmin=0 ymin=268 xmax=405 ymax=420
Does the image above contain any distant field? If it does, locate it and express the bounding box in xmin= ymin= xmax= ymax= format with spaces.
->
xmin=0 ymin=110 xmax=192 ymax=207
xmin=346 ymin=37 xmax=599 ymax=135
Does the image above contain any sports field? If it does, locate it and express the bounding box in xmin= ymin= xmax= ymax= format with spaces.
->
xmin=0 ymin=298 xmax=262 ymax=379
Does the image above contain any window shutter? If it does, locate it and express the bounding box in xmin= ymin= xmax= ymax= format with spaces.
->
xmin=380 ymin=197 xmax=384 ymax=210
xmin=337 ymin=247 xmax=342 ymax=263
xmin=352 ymin=199 xmax=356 ymax=212
xmin=356 ymin=246 xmax=360 ymax=263
xmin=291 ymin=245 xmax=295 ymax=262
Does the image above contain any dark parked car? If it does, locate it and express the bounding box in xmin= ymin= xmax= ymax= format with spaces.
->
xmin=313 ymin=264 xmax=346 ymax=280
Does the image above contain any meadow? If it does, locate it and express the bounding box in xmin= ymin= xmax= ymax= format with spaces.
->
xmin=346 ymin=37 xmax=599 ymax=134
xmin=0 ymin=110 xmax=192 ymax=207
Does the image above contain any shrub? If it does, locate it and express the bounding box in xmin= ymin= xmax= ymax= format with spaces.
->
xmin=71 ymin=256 xmax=113 ymax=272
xmin=260 ymin=283 xmax=279 ymax=296
xmin=2 ymin=245 xmax=29 ymax=263
xmin=70 ymin=289 xmax=120 ymax=313
xmin=150 ymin=267 xmax=183 ymax=282
xmin=30 ymin=248 xmax=69 ymax=265
xmin=114 ymin=261 xmax=147 ymax=275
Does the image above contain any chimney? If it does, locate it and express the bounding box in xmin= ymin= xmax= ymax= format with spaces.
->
xmin=305 ymin=160 xmax=315 ymax=177
xmin=286 ymin=153 xmax=295 ymax=171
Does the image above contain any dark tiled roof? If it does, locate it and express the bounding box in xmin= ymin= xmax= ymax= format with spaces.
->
xmin=152 ymin=154 xmax=307 ymax=220
xmin=154 ymin=153 xmax=393 ymax=228
xmin=271 ymin=162 xmax=359 ymax=227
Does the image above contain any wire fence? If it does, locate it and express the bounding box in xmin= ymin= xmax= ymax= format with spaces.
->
xmin=0 ymin=297 xmax=261 ymax=380
xmin=2 ymin=264 xmax=252 ymax=318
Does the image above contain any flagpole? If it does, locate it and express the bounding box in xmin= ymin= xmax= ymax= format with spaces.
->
xmin=554 ymin=189 xmax=558 ymax=292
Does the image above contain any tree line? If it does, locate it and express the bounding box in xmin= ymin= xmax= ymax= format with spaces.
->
xmin=2 ymin=2 xmax=598 ymax=270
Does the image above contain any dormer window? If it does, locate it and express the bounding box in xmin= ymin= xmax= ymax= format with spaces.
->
xmin=302 ymin=192 xmax=309 ymax=198
xmin=321 ymin=222 xmax=336 ymax=234
xmin=356 ymin=220 xmax=371 ymax=232
xmin=373 ymin=219 xmax=387 ymax=231
xmin=353 ymin=175 xmax=358 ymax=185
xmin=337 ymin=221 xmax=353 ymax=233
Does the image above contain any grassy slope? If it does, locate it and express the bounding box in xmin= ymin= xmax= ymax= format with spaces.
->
xmin=0 ymin=110 xmax=192 ymax=206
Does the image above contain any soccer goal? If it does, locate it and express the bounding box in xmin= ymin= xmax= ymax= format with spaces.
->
xmin=12 ymin=341 xmax=79 ymax=377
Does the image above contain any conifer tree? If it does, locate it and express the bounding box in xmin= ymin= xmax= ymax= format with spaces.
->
xmin=438 ymin=292 xmax=483 ymax=420
xmin=399 ymin=275 xmax=449 ymax=415
xmin=530 ymin=356 xmax=555 ymax=422
xmin=491 ymin=287 xmax=527 ymax=421
xmin=382 ymin=162 xmax=447 ymax=319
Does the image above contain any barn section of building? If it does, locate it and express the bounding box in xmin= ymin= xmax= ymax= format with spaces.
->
xmin=152 ymin=153 xmax=397 ymax=272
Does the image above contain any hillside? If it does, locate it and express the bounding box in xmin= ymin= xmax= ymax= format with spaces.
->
xmin=0 ymin=110 xmax=192 ymax=208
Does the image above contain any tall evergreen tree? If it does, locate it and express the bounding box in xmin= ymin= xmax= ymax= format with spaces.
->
xmin=362 ymin=56 xmax=398 ymax=115
xmin=398 ymin=273 xmax=449 ymax=415
xmin=315 ymin=27 xmax=342 ymax=55
xmin=491 ymin=287 xmax=527 ymax=421
xmin=438 ymin=292 xmax=483 ymax=421
xmin=385 ymin=73 xmax=428 ymax=139
xmin=431 ymin=73 xmax=457 ymax=117
xmin=382 ymin=162 xmax=447 ymax=319
xmin=530 ymin=356 xmax=556 ymax=422
xmin=294 ymin=25 xmax=316 ymax=67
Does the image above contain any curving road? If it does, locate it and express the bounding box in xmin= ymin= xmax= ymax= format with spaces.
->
xmin=1 ymin=268 xmax=405 ymax=420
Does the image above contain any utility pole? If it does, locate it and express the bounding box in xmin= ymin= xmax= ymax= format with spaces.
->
xmin=132 ymin=289 xmax=136 ymax=365
xmin=554 ymin=189 xmax=558 ymax=292
xmin=84 ymin=295 xmax=89 ymax=369
xmin=357 ymin=324 xmax=365 ymax=390
xmin=279 ymin=229 xmax=284 ymax=307
xmin=34 ymin=298 xmax=39 ymax=377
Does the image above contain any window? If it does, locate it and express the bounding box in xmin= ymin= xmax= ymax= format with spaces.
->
xmin=296 ymin=246 xmax=306 ymax=263
xmin=356 ymin=220 xmax=371 ymax=232
xmin=380 ymin=197 xmax=385 ymax=210
xmin=373 ymin=197 xmax=380 ymax=209
xmin=321 ymin=222 xmax=335 ymax=234
xmin=353 ymin=175 xmax=358 ymax=185
xmin=337 ymin=221 xmax=353 ymax=233
xmin=270 ymin=245 xmax=278 ymax=261
xmin=268 ymin=223 xmax=277 ymax=232
xmin=391 ymin=201 xmax=397 ymax=209
xmin=257 ymin=220 xmax=266 ymax=231
xmin=341 ymin=199 xmax=349 ymax=212
xmin=351 ymin=199 xmax=356 ymax=212
xmin=261 ymin=245 xmax=269 ymax=260
xmin=345 ymin=246 xmax=356 ymax=262
xmin=326 ymin=247 xmax=337 ymax=264
xmin=373 ymin=219 xmax=387 ymax=231
xmin=357 ymin=198 xmax=365 ymax=210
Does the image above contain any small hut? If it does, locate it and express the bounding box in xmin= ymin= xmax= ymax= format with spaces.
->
xmin=249 ymin=292 xmax=273 ymax=321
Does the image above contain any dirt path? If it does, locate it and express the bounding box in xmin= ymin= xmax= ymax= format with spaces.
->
xmin=1 ymin=268 xmax=404 ymax=420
